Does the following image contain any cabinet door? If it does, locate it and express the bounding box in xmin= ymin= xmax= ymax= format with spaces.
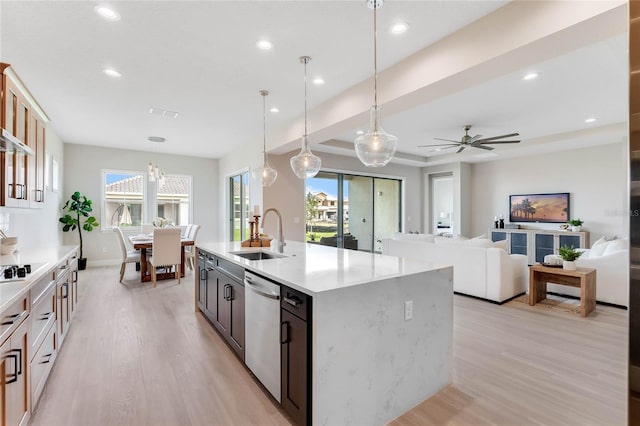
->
xmin=215 ymin=271 xmax=231 ymax=335
xmin=2 ymin=318 xmax=30 ymax=426
xmin=490 ymin=231 xmax=507 ymax=242
xmin=281 ymin=309 xmax=309 ymax=426
xmin=510 ymin=232 xmax=528 ymax=256
xmin=205 ymin=267 xmax=218 ymax=321
xmin=196 ymin=257 xmax=207 ymax=310
xmin=29 ymin=115 xmax=45 ymax=208
xmin=535 ymin=233 xmax=555 ymax=263
xmin=228 ymin=280 xmax=244 ymax=360
xmin=57 ymin=277 xmax=70 ymax=346
xmin=558 ymin=234 xmax=582 ymax=249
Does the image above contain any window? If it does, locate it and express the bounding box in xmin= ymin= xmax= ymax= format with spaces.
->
xmin=156 ymin=175 xmax=192 ymax=226
xmin=229 ymin=172 xmax=250 ymax=241
xmin=102 ymin=170 xmax=192 ymax=230
xmin=103 ymin=171 xmax=145 ymax=229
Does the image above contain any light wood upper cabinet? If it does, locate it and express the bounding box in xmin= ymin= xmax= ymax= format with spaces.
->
xmin=0 ymin=62 xmax=49 ymax=209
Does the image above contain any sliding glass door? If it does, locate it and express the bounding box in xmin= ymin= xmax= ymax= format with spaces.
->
xmin=229 ymin=172 xmax=250 ymax=241
xmin=306 ymin=172 xmax=401 ymax=252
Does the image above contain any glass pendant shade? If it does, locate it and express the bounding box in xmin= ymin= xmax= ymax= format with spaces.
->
xmin=290 ymin=56 xmax=321 ymax=179
xmin=252 ymin=158 xmax=278 ymax=187
xmin=354 ymin=105 xmax=397 ymax=167
xmin=290 ymin=135 xmax=321 ymax=178
xmin=356 ymin=0 xmax=397 ymax=167
xmin=252 ymin=89 xmax=278 ymax=187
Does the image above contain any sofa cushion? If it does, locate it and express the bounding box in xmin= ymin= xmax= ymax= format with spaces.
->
xmin=392 ymin=232 xmax=435 ymax=243
xmin=603 ymin=238 xmax=628 ymax=256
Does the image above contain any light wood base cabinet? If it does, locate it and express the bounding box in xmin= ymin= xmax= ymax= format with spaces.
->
xmin=1 ymin=317 xmax=30 ymax=426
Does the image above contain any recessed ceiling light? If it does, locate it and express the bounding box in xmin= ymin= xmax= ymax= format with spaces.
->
xmin=391 ymin=22 xmax=408 ymax=35
xmin=312 ymin=77 xmax=325 ymax=85
xmin=585 ymin=117 xmax=597 ymax=123
xmin=94 ymin=5 xmax=120 ymax=21
xmin=256 ymin=40 xmax=273 ymax=50
xmin=148 ymin=136 xmax=166 ymax=143
xmin=523 ymin=72 xmax=539 ymax=81
xmin=103 ymin=68 xmax=122 ymax=78
xmin=356 ymin=130 xmax=364 ymax=135
xmin=270 ymin=107 xmax=280 ymax=113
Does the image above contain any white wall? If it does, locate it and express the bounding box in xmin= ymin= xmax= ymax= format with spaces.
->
xmin=63 ymin=144 xmax=218 ymax=264
xmin=470 ymin=142 xmax=628 ymax=242
xmin=5 ymin=126 xmax=65 ymax=251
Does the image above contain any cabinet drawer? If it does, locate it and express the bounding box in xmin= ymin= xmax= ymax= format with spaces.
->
xmin=29 ymin=280 xmax=56 ymax=358
xmin=0 ymin=295 xmax=28 ymax=345
xmin=30 ymin=323 xmax=57 ymax=408
xmin=217 ymin=258 xmax=244 ymax=282
xmin=30 ymin=270 xmax=55 ymax=307
xmin=281 ymin=286 xmax=311 ymax=322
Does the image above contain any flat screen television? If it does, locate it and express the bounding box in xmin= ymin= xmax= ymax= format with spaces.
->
xmin=509 ymin=193 xmax=570 ymax=223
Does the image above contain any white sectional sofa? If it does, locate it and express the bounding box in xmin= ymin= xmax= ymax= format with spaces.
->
xmin=382 ymin=234 xmax=528 ymax=303
xmin=546 ymin=237 xmax=629 ymax=307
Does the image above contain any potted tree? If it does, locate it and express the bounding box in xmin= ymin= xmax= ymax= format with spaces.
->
xmin=558 ymin=244 xmax=583 ymax=270
xmin=568 ymin=218 xmax=584 ymax=232
xmin=59 ymin=191 xmax=99 ymax=270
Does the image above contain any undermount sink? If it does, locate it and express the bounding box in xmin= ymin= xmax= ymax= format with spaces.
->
xmin=229 ymin=250 xmax=286 ymax=260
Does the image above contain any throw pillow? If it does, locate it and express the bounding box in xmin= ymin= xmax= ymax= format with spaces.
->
xmin=493 ymin=239 xmax=508 ymax=251
xmin=589 ymin=237 xmax=610 ymax=257
xmin=603 ymin=238 xmax=628 ymax=256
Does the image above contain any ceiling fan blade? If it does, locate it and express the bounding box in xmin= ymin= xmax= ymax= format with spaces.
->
xmin=434 ymin=137 xmax=462 ymax=143
xmin=476 ymin=133 xmax=520 ymax=142
xmin=469 ymin=134 xmax=483 ymax=143
xmin=427 ymin=146 xmax=458 ymax=153
xmin=456 ymin=146 xmax=466 ymax=154
xmin=480 ymin=140 xmax=521 ymax=144
xmin=417 ymin=143 xmax=459 ymax=147
xmin=472 ymin=144 xmax=495 ymax=151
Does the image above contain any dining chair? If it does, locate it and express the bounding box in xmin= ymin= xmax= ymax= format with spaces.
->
xmin=113 ymin=226 xmax=141 ymax=283
xmin=183 ymin=224 xmax=193 ymax=239
xmin=185 ymin=224 xmax=201 ymax=271
xmin=148 ymin=227 xmax=182 ymax=287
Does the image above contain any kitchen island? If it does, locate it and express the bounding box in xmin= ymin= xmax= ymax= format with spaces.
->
xmin=196 ymin=241 xmax=453 ymax=425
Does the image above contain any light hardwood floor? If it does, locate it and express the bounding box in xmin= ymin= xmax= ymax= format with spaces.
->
xmin=30 ymin=266 xmax=627 ymax=426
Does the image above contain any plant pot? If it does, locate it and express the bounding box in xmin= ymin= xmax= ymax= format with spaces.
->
xmin=78 ymin=258 xmax=87 ymax=270
xmin=563 ymin=260 xmax=576 ymax=271
xmin=571 ymin=226 xmax=581 ymax=232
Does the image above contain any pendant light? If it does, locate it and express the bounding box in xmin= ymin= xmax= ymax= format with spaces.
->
xmin=290 ymin=56 xmax=321 ymax=179
xmin=252 ymin=90 xmax=278 ymax=187
xmin=354 ymin=0 xmax=397 ymax=167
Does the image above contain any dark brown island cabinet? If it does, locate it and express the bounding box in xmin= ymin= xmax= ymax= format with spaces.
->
xmin=196 ymin=250 xmax=245 ymax=361
xmin=195 ymin=248 xmax=312 ymax=425
xmin=280 ymin=285 xmax=312 ymax=426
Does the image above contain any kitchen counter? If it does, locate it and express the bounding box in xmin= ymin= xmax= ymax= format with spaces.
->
xmin=0 ymin=246 xmax=79 ymax=314
xmin=197 ymin=240 xmax=454 ymax=425
xmin=197 ymin=240 xmax=450 ymax=295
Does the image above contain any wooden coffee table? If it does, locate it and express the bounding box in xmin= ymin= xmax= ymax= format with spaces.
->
xmin=529 ymin=264 xmax=597 ymax=317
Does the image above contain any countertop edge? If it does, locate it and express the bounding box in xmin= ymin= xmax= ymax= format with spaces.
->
xmin=0 ymin=245 xmax=79 ymax=314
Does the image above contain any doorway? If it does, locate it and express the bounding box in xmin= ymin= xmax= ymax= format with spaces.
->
xmin=431 ymin=174 xmax=453 ymax=236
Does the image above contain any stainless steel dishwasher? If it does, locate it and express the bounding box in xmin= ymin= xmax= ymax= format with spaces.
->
xmin=244 ymin=271 xmax=281 ymax=402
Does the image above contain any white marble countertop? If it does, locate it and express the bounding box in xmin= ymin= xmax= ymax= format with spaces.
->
xmin=0 ymin=245 xmax=79 ymax=313
xmin=196 ymin=240 xmax=450 ymax=295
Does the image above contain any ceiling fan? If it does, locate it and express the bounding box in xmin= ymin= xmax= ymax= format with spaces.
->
xmin=419 ymin=125 xmax=520 ymax=154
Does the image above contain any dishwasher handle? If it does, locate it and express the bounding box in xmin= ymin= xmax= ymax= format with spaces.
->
xmin=244 ymin=276 xmax=280 ymax=300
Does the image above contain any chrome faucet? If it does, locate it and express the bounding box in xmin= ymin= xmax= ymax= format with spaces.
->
xmin=263 ymin=208 xmax=285 ymax=253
